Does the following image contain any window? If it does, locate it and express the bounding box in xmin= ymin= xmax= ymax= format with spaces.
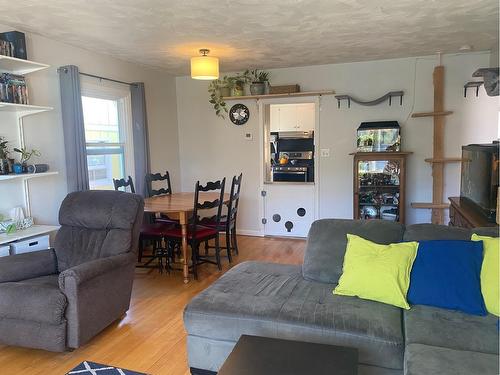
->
xmin=81 ymin=81 xmax=134 ymax=190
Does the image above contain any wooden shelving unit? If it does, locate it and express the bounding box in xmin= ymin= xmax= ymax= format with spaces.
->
xmin=223 ymin=90 xmax=335 ymax=101
xmin=0 ymin=56 xmax=59 ymax=245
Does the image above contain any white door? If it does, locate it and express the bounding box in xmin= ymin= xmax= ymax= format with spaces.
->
xmin=278 ymin=104 xmax=298 ymax=131
xmin=296 ymin=103 xmax=315 ymax=131
xmin=270 ymin=105 xmax=280 ymax=132
xmin=262 ymin=184 xmax=315 ymax=237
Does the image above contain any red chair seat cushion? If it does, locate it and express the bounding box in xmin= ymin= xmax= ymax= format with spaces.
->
xmin=140 ymin=223 xmax=174 ymax=237
xmin=163 ymin=225 xmax=218 ymax=240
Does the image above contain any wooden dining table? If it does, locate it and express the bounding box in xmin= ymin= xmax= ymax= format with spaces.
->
xmin=143 ymin=192 xmax=229 ymax=283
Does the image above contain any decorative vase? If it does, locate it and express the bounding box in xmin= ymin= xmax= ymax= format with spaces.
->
xmin=0 ymin=159 xmax=8 ymax=175
xmin=13 ymin=163 xmax=23 ymax=174
xmin=250 ymin=82 xmax=266 ymax=95
xmin=219 ymin=86 xmax=231 ymax=97
xmin=231 ymin=85 xmax=244 ymax=96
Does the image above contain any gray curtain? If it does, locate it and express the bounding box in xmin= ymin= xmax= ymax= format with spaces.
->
xmin=58 ymin=65 xmax=90 ymax=192
xmin=130 ymin=82 xmax=150 ymax=197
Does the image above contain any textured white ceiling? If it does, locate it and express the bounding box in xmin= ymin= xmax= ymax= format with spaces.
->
xmin=1 ymin=0 xmax=498 ymax=75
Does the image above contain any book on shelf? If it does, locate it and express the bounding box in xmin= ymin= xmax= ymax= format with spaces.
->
xmin=0 ymin=73 xmax=29 ymax=105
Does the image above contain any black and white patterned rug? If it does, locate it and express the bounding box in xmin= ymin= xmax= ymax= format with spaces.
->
xmin=66 ymin=361 xmax=147 ymax=375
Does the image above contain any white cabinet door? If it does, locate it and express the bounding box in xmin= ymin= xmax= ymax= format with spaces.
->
xmin=296 ymin=103 xmax=315 ymax=131
xmin=270 ymin=105 xmax=280 ymax=132
xmin=278 ymin=105 xmax=298 ymax=131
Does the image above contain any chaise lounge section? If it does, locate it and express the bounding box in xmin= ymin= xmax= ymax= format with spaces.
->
xmin=184 ymin=219 xmax=499 ymax=375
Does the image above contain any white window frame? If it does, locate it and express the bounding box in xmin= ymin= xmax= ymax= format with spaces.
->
xmin=81 ymin=78 xmax=135 ymax=188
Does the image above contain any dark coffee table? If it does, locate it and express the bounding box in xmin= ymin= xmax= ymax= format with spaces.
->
xmin=218 ymin=335 xmax=358 ymax=375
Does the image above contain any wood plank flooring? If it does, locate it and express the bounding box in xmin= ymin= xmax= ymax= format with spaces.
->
xmin=0 ymin=235 xmax=306 ymax=375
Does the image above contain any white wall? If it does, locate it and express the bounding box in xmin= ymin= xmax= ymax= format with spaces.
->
xmin=176 ymin=52 xmax=498 ymax=233
xmin=0 ymin=27 xmax=180 ymax=225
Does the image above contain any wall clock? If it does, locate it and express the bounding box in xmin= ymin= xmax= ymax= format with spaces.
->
xmin=229 ymin=104 xmax=250 ymax=125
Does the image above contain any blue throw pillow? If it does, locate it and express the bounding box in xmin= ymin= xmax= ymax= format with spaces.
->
xmin=408 ymin=240 xmax=486 ymax=316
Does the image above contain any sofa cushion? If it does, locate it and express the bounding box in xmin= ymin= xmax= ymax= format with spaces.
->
xmin=303 ymin=219 xmax=404 ymax=284
xmin=184 ymin=261 xmax=405 ymax=369
xmin=404 ymin=305 xmax=499 ymax=354
xmin=404 ymin=343 xmax=499 ymax=375
xmin=0 ymin=274 xmax=67 ymax=325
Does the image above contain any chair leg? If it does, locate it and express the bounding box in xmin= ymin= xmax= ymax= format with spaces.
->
xmin=204 ymin=240 xmax=209 ymax=255
xmin=225 ymin=230 xmax=232 ymax=264
xmin=215 ymin=235 xmax=222 ymax=271
xmin=231 ymin=229 xmax=239 ymax=255
xmin=138 ymin=238 xmax=144 ymax=263
xmin=192 ymin=242 xmax=199 ymax=280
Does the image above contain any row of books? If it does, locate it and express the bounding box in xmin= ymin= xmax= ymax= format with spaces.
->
xmin=0 ymin=73 xmax=29 ymax=105
xmin=0 ymin=39 xmax=15 ymax=58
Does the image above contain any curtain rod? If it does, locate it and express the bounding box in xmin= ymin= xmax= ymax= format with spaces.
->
xmin=79 ymin=72 xmax=136 ymax=87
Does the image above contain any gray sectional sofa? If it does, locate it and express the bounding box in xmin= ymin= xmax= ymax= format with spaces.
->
xmin=184 ymin=219 xmax=499 ymax=375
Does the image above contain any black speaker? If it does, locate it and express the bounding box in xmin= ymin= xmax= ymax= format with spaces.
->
xmin=27 ymin=164 xmax=49 ymax=173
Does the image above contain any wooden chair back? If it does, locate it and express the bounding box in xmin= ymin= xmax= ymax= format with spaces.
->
xmin=113 ymin=176 xmax=136 ymax=193
xmin=192 ymin=178 xmax=226 ymax=232
xmin=227 ymin=173 xmax=242 ymax=228
xmin=145 ymin=171 xmax=172 ymax=197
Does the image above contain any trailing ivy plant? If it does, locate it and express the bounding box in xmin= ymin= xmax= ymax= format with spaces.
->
xmin=208 ymin=76 xmax=229 ymax=118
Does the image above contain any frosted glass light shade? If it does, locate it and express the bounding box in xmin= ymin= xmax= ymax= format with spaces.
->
xmin=191 ymin=55 xmax=219 ymax=80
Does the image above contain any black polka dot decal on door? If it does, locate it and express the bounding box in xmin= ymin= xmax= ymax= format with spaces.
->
xmin=273 ymin=214 xmax=281 ymax=222
xmin=285 ymin=221 xmax=293 ymax=232
xmin=297 ymin=208 xmax=306 ymax=217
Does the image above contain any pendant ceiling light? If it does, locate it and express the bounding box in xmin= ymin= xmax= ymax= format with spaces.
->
xmin=191 ymin=49 xmax=219 ymax=80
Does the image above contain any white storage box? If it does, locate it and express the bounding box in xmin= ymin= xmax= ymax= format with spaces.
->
xmin=10 ymin=234 xmax=50 ymax=255
xmin=0 ymin=245 xmax=9 ymax=257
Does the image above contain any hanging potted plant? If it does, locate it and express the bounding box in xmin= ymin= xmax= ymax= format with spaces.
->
xmin=13 ymin=147 xmax=41 ymax=173
xmin=0 ymin=137 xmax=9 ymax=175
xmin=208 ymin=77 xmax=229 ymax=118
xmin=249 ymin=69 xmax=270 ymax=95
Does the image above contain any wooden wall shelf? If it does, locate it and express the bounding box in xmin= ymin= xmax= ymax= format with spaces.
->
xmin=223 ymin=90 xmax=335 ymax=101
xmin=424 ymin=157 xmax=464 ymax=163
xmin=411 ymin=202 xmax=450 ymax=209
xmin=411 ymin=111 xmax=453 ymax=118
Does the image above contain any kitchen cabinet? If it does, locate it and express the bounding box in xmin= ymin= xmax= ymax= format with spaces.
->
xmin=269 ymin=103 xmax=315 ymax=132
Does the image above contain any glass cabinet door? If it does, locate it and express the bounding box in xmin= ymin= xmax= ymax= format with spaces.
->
xmin=357 ymin=159 xmax=401 ymax=221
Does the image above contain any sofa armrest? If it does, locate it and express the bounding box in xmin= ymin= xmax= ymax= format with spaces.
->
xmin=0 ymin=249 xmax=58 ymax=283
xmin=58 ymin=252 xmax=135 ymax=289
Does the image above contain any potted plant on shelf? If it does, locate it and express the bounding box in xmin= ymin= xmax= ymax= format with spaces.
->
xmin=13 ymin=147 xmax=41 ymax=173
xmin=249 ymin=69 xmax=270 ymax=95
xmin=228 ymin=71 xmax=251 ymax=97
xmin=0 ymin=137 xmax=9 ymax=175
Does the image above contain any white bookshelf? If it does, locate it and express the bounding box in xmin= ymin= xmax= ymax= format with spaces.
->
xmin=0 ymin=56 xmax=58 ymax=243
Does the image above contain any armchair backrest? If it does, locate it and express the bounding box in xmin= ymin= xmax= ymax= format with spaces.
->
xmin=54 ymin=190 xmax=144 ymax=272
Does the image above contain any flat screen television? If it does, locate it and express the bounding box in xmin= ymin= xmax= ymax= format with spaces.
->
xmin=460 ymin=142 xmax=499 ymax=222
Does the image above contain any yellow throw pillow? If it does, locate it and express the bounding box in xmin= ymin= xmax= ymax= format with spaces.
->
xmin=472 ymin=234 xmax=499 ymax=316
xmin=333 ymin=234 xmax=419 ymax=309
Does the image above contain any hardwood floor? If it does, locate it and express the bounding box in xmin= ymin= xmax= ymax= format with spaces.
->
xmin=0 ymin=235 xmax=306 ymax=375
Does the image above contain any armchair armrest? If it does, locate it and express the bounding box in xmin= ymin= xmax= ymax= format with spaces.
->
xmin=0 ymin=249 xmax=57 ymax=283
xmin=58 ymin=252 xmax=135 ymax=289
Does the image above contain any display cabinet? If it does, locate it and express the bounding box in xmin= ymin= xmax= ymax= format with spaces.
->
xmin=352 ymin=152 xmax=411 ymax=223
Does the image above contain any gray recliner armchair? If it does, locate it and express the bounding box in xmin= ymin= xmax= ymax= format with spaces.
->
xmin=0 ymin=190 xmax=144 ymax=351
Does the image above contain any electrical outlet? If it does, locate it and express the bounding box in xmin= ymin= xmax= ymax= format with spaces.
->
xmin=245 ymin=132 xmax=253 ymax=140
xmin=320 ymin=148 xmax=330 ymax=157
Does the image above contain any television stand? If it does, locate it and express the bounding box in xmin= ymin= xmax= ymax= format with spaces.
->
xmin=448 ymin=197 xmax=497 ymax=228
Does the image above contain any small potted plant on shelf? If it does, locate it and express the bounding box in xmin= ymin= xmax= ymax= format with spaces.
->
xmin=13 ymin=147 xmax=41 ymax=173
xmin=0 ymin=137 xmax=9 ymax=175
xmin=228 ymin=71 xmax=251 ymax=96
xmin=249 ymin=69 xmax=270 ymax=95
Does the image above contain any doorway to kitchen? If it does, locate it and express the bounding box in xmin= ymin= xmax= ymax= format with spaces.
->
xmin=259 ymin=98 xmax=319 ymax=237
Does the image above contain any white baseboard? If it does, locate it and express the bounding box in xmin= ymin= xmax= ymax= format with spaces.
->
xmin=236 ymin=229 xmax=264 ymax=237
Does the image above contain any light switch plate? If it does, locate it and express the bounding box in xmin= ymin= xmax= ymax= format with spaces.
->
xmin=245 ymin=132 xmax=253 ymax=140
xmin=320 ymin=148 xmax=330 ymax=157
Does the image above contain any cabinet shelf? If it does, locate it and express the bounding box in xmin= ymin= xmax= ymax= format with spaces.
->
xmin=0 ymin=55 xmax=49 ymax=75
xmin=0 ymin=102 xmax=53 ymax=117
xmin=0 ymin=171 xmax=58 ymax=181
xmin=411 ymin=111 xmax=453 ymax=118
xmin=0 ymin=224 xmax=59 ymax=245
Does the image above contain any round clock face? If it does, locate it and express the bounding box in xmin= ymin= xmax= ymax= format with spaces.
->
xmin=229 ymin=104 xmax=250 ymax=125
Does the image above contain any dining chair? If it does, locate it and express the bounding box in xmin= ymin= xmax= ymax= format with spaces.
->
xmin=113 ymin=175 xmax=172 ymax=271
xmin=145 ymin=171 xmax=179 ymax=226
xmin=162 ymin=178 xmax=226 ymax=279
xmin=203 ymin=173 xmax=243 ymax=257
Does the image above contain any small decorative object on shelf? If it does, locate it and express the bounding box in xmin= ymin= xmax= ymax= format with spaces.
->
xmin=352 ymin=151 xmax=411 ymax=223
xmin=13 ymin=147 xmax=41 ymax=173
xmin=0 ymin=136 xmax=9 ymax=175
xmin=357 ymin=121 xmax=401 ymax=152
xmin=269 ymin=84 xmax=300 ymax=94
xmin=0 ymin=31 xmax=27 ymax=60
